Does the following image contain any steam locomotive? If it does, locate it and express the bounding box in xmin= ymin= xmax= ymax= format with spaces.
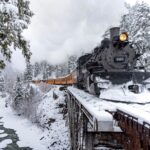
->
xmin=32 ymin=27 xmax=150 ymax=96
xmin=76 ymin=27 xmax=150 ymax=95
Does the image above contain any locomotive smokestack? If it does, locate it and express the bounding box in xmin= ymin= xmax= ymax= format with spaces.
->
xmin=110 ymin=27 xmax=120 ymax=40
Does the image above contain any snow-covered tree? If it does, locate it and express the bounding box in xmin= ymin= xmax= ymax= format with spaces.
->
xmin=41 ymin=62 xmax=54 ymax=80
xmin=15 ymin=83 xmax=42 ymax=121
xmin=56 ymin=63 xmax=67 ymax=77
xmin=34 ymin=62 xmax=40 ymax=78
xmin=0 ymin=72 xmax=5 ymax=92
xmin=42 ymin=70 xmax=48 ymax=80
xmin=24 ymin=61 xmax=33 ymax=82
xmin=42 ymin=62 xmax=48 ymax=80
xmin=24 ymin=84 xmax=32 ymax=100
xmin=46 ymin=65 xmax=52 ymax=77
xmin=68 ymin=55 xmax=77 ymax=73
xmin=120 ymin=2 xmax=150 ymax=53
xmin=0 ymin=0 xmax=33 ymax=68
xmin=12 ymin=76 xmax=24 ymax=111
xmin=32 ymin=61 xmax=55 ymax=79
xmin=22 ymin=84 xmax=35 ymax=118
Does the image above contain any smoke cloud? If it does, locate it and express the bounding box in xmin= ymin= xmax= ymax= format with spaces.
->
xmin=23 ymin=0 xmax=126 ymax=66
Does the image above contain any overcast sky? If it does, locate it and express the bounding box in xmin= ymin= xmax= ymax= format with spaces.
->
xmin=11 ymin=0 xmax=150 ymax=71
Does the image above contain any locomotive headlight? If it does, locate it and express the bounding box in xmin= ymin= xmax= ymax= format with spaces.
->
xmin=119 ymin=33 xmax=128 ymax=42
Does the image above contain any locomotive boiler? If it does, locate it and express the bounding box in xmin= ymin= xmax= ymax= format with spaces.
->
xmin=76 ymin=27 xmax=150 ymax=95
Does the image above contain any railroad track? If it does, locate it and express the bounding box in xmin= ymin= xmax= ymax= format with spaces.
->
xmin=66 ymin=87 xmax=150 ymax=150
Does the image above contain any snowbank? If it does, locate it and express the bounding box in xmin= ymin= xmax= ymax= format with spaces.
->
xmin=100 ymin=83 xmax=150 ymax=104
xmin=36 ymin=86 xmax=70 ymax=150
xmin=0 ymin=85 xmax=70 ymax=150
xmin=0 ymin=92 xmax=48 ymax=150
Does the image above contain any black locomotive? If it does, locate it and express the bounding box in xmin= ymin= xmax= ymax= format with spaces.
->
xmin=76 ymin=27 xmax=150 ymax=95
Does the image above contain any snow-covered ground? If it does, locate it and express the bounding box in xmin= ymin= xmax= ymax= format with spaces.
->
xmin=100 ymin=82 xmax=150 ymax=104
xmin=36 ymin=86 xmax=70 ymax=150
xmin=0 ymin=85 xmax=70 ymax=150
xmin=0 ymin=93 xmax=47 ymax=150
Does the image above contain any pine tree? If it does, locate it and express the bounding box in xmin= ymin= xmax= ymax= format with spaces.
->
xmin=120 ymin=2 xmax=150 ymax=53
xmin=46 ymin=65 xmax=52 ymax=77
xmin=42 ymin=62 xmax=49 ymax=80
xmin=34 ymin=62 xmax=40 ymax=78
xmin=24 ymin=61 xmax=33 ymax=82
xmin=42 ymin=71 xmax=46 ymax=80
xmin=56 ymin=64 xmax=64 ymax=77
xmin=24 ymin=83 xmax=34 ymax=102
xmin=0 ymin=0 xmax=33 ymax=68
xmin=13 ymin=76 xmax=24 ymax=111
xmin=0 ymin=71 xmax=5 ymax=92
xmin=68 ymin=55 xmax=77 ymax=73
